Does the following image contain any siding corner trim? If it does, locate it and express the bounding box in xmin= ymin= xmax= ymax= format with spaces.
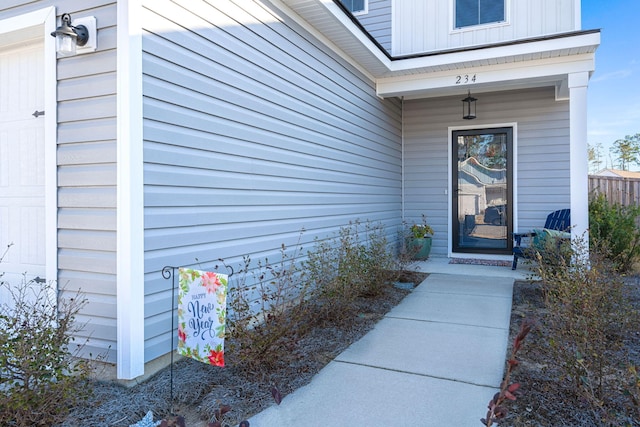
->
xmin=116 ymin=0 xmax=145 ymax=380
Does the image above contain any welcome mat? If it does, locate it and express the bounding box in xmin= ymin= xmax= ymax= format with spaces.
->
xmin=468 ymin=224 xmax=507 ymax=240
xmin=449 ymin=258 xmax=511 ymax=267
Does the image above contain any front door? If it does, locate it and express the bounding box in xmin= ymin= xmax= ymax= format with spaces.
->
xmin=452 ymin=127 xmax=513 ymax=254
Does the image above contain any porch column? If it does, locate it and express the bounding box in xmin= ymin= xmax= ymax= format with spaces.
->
xmin=568 ymin=72 xmax=590 ymax=244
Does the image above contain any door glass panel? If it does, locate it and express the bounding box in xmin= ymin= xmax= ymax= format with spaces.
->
xmin=453 ymin=128 xmax=512 ymax=253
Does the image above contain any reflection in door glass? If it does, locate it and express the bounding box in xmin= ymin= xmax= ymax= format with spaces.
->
xmin=456 ymin=132 xmax=508 ymax=251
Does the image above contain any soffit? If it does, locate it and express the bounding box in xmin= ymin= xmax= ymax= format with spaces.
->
xmin=279 ymin=0 xmax=600 ymax=83
xmin=279 ymin=0 xmax=391 ymax=75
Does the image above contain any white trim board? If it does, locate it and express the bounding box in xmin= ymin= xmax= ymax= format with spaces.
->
xmin=116 ymin=0 xmax=145 ymax=380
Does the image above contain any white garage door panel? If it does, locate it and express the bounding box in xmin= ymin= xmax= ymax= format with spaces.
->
xmin=0 ymin=42 xmax=43 ymax=119
xmin=0 ymin=40 xmax=45 ymax=286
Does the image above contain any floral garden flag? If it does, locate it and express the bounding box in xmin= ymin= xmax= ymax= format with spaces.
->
xmin=177 ymin=268 xmax=228 ymax=367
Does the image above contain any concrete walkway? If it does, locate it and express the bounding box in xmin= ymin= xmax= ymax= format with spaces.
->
xmin=248 ymin=257 xmax=530 ymax=426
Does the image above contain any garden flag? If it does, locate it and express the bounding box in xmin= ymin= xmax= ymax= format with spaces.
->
xmin=177 ymin=268 xmax=228 ymax=367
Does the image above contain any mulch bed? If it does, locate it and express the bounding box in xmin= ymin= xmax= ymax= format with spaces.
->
xmin=503 ymin=277 xmax=640 ymax=426
xmin=60 ymin=271 xmax=427 ymax=427
xmin=61 ymin=271 xmax=640 ymax=426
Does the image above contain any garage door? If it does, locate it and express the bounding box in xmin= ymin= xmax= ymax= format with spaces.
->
xmin=0 ymin=39 xmax=46 ymax=291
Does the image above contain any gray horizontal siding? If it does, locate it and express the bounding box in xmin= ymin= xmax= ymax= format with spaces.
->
xmin=0 ymin=0 xmax=119 ymax=364
xmin=57 ymin=208 xmax=116 ymax=231
xmin=403 ymin=87 xmax=570 ymax=256
xmin=356 ymin=0 xmax=392 ymax=52
xmin=3 ymin=1 xmax=122 ymax=363
xmin=141 ymin=0 xmax=402 ymax=362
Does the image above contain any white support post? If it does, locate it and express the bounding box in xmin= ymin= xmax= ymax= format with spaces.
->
xmin=568 ymin=72 xmax=590 ymax=246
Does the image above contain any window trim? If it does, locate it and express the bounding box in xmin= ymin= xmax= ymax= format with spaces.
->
xmin=342 ymin=0 xmax=368 ymax=16
xmin=451 ymin=0 xmax=510 ymax=32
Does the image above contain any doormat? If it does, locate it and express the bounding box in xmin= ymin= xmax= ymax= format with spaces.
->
xmin=449 ymin=258 xmax=511 ymax=267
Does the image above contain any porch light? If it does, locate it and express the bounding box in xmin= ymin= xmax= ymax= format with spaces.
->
xmin=50 ymin=13 xmax=89 ymax=56
xmin=462 ymin=90 xmax=477 ymax=120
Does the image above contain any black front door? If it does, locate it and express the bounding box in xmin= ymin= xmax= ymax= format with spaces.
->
xmin=452 ymin=127 xmax=513 ymax=254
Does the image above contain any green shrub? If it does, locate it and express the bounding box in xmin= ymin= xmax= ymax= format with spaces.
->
xmin=589 ymin=193 xmax=640 ymax=272
xmin=533 ymin=236 xmax=635 ymax=423
xmin=226 ymin=238 xmax=312 ymax=368
xmin=522 ymin=228 xmax=572 ymax=269
xmin=305 ymin=220 xmax=398 ymax=306
xmin=0 ymin=275 xmax=91 ymax=427
xmin=227 ymin=220 xmax=401 ymax=366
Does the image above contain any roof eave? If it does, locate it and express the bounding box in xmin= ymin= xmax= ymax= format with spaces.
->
xmin=279 ymin=0 xmax=600 ymax=94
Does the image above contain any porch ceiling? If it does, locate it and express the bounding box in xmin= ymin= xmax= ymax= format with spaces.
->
xmin=279 ymin=0 xmax=600 ymax=99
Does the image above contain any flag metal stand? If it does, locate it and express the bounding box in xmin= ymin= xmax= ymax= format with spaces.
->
xmin=161 ymin=262 xmax=234 ymax=415
xmin=161 ymin=265 xmax=179 ymax=414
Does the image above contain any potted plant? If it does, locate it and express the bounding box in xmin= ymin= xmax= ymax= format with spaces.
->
xmin=406 ymin=215 xmax=434 ymax=260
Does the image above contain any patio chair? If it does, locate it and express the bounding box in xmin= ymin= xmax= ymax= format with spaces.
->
xmin=512 ymin=209 xmax=571 ymax=269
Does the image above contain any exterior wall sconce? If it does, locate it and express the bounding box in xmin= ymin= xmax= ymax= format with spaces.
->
xmin=462 ymin=90 xmax=477 ymax=120
xmin=50 ymin=13 xmax=97 ymax=56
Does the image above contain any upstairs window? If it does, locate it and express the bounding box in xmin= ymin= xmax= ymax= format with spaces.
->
xmin=455 ymin=0 xmax=505 ymax=29
xmin=340 ymin=0 xmax=367 ymax=15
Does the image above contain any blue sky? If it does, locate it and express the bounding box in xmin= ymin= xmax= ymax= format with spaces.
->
xmin=583 ymin=0 xmax=640 ymax=169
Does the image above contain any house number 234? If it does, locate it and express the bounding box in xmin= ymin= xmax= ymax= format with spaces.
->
xmin=455 ymin=74 xmax=477 ymax=84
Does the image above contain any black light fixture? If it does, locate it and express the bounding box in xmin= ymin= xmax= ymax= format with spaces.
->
xmin=462 ymin=90 xmax=477 ymax=120
xmin=50 ymin=13 xmax=89 ymax=56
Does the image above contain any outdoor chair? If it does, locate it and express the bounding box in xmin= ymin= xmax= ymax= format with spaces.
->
xmin=512 ymin=209 xmax=571 ymax=270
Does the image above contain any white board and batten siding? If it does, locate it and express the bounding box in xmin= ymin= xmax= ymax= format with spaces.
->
xmin=403 ymin=87 xmax=570 ymax=256
xmin=393 ymin=0 xmax=579 ymax=56
xmin=140 ymin=0 xmax=402 ymax=362
xmin=0 ymin=1 xmax=119 ymax=363
xmin=355 ymin=0 xmax=392 ymax=53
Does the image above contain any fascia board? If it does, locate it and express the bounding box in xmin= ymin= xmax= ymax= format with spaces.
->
xmin=388 ymin=32 xmax=600 ymax=73
xmin=378 ymin=53 xmax=596 ymax=98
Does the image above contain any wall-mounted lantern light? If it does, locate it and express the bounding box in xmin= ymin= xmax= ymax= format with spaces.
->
xmin=462 ymin=90 xmax=477 ymax=120
xmin=50 ymin=13 xmax=97 ymax=56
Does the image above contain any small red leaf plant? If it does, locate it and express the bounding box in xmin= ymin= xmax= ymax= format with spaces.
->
xmin=159 ymin=404 xmax=250 ymax=427
xmin=208 ymin=404 xmax=250 ymax=427
xmin=159 ymin=415 xmax=186 ymax=427
xmin=481 ymin=318 xmax=534 ymax=426
xmin=205 ymin=385 xmax=280 ymax=426
xmin=208 ymin=404 xmax=232 ymax=427
xmin=271 ymin=386 xmax=283 ymax=405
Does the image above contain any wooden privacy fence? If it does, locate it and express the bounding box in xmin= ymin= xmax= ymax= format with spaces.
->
xmin=589 ymin=175 xmax=640 ymax=206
